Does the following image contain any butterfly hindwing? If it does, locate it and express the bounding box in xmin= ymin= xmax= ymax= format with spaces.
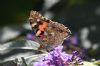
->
xmin=29 ymin=10 xmax=71 ymax=51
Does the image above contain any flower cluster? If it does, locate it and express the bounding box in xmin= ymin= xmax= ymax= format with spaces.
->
xmin=33 ymin=46 xmax=83 ymax=66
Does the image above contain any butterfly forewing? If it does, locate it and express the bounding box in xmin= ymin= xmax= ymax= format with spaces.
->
xmin=28 ymin=10 xmax=71 ymax=51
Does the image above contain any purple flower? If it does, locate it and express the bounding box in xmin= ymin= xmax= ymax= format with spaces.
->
xmin=26 ymin=32 xmax=34 ymax=40
xmin=65 ymin=34 xmax=79 ymax=45
xmin=33 ymin=46 xmax=83 ymax=66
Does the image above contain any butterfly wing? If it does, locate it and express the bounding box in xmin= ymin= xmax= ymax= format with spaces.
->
xmin=28 ymin=11 xmax=71 ymax=51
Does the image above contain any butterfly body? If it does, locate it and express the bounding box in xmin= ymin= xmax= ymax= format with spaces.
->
xmin=29 ymin=11 xmax=71 ymax=51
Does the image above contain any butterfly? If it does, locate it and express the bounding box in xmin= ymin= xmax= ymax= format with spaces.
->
xmin=28 ymin=10 xmax=71 ymax=51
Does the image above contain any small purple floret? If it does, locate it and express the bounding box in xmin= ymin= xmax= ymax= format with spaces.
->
xmin=26 ymin=32 xmax=34 ymax=40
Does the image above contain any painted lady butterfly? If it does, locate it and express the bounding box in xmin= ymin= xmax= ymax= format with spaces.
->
xmin=28 ymin=11 xmax=71 ymax=51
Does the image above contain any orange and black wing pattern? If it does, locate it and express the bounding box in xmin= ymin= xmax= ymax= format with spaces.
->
xmin=28 ymin=10 xmax=71 ymax=51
